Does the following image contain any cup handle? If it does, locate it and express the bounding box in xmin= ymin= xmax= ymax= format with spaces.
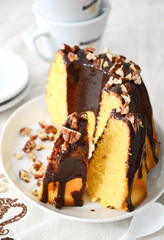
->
xmin=23 ymin=28 xmax=54 ymax=62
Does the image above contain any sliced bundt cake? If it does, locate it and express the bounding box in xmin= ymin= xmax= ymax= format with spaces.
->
xmin=86 ymin=110 xmax=147 ymax=211
xmin=38 ymin=112 xmax=89 ymax=209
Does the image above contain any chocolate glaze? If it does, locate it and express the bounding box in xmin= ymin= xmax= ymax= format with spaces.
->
xmin=41 ymin=113 xmax=89 ymax=209
xmin=111 ymin=110 xmax=146 ymax=211
xmin=105 ymin=79 xmax=158 ymax=165
xmin=62 ymin=47 xmax=158 ymax=166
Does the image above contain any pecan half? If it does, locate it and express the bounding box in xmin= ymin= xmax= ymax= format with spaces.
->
xmin=62 ymin=127 xmax=81 ymax=144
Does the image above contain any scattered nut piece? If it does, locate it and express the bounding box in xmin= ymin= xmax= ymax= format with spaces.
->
xmin=48 ymin=133 xmax=55 ymax=141
xmin=38 ymin=132 xmax=49 ymax=141
xmin=19 ymin=169 xmax=30 ymax=183
xmin=116 ymin=107 xmax=122 ymax=113
xmin=14 ymin=152 xmax=23 ymax=160
xmin=20 ymin=127 xmax=32 ymax=136
xmin=71 ymin=45 xmax=79 ymax=52
xmin=45 ymin=125 xmax=57 ymax=134
xmin=37 ymin=178 xmax=43 ymax=187
xmin=27 ymin=151 xmax=36 ymax=162
xmin=32 ymin=189 xmax=39 ymax=196
xmin=30 ymin=135 xmax=38 ymax=140
xmin=34 ymin=170 xmax=44 ymax=179
xmin=36 ymin=144 xmax=48 ymax=151
xmin=23 ymin=140 xmax=36 ymax=153
xmin=106 ymin=53 xmax=117 ymax=62
xmin=39 ymin=120 xmax=46 ymax=128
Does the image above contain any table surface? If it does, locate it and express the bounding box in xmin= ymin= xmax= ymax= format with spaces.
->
xmin=0 ymin=0 xmax=164 ymax=239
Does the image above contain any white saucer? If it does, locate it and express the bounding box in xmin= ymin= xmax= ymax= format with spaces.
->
xmin=0 ymin=78 xmax=32 ymax=112
xmin=0 ymin=49 xmax=30 ymax=104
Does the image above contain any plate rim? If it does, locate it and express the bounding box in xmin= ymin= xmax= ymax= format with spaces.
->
xmin=0 ymin=95 xmax=164 ymax=223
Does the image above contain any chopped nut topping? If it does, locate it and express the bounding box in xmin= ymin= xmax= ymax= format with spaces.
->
xmin=106 ymin=52 xmax=117 ymax=62
xmin=14 ymin=152 xmax=22 ymax=160
xmin=103 ymin=60 xmax=109 ymax=68
xmin=32 ymin=189 xmax=39 ymax=196
xmin=94 ymin=58 xmax=101 ymax=69
xmin=19 ymin=169 xmax=30 ymax=183
xmin=71 ymin=45 xmax=79 ymax=52
xmin=62 ymin=141 xmax=69 ymax=151
xmin=84 ymin=47 xmax=95 ymax=54
xmin=125 ymin=73 xmax=132 ymax=80
xmin=115 ymin=56 xmax=126 ymax=63
xmin=99 ymin=59 xmax=104 ymax=70
xmin=115 ymin=65 xmax=124 ymax=77
xmin=62 ymin=127 xmax=81 ymax=144
xmin=23 ymin=140 xmax=36 ymax=153
xmin=129 ymin=62 xmax=141 ymax=73
xmin=121 ymin=93 xmax=131 ymax=104
xmin=27 ymin=151 xmax=36 ymax=162
xmin=116 ymin=107 xmax=122 ymax=113
xmin=45 ymin=125 xmax=57 ymax=134
xmin=121 ymin=103 xmax=129 ymax=115
xmin=68 ymin=52 xmax=79 ymax=62
xmin=121 ymin=84 xmax=127 ymax=92
xmin=103 ymin=47 xmax=109 ymax=54
xmin=20 ymin=127 xmax=32 ymax=136
xmin=61 ymin=43 xmax=71 ymax=51
xmin=69 ymin=112 xmax=79 ymax=130
xmin=134 ymin=76 xmax=142 ymax=85
xmin=137 ymin=117 xmax=144 ymax=128
xmin=126 ymin=113 xmax=135 ymax=124
xmin=86 ymin=52 xmax=97 ymax=61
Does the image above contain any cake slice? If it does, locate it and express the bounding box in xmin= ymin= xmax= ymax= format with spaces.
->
xmin=87 ymin=110 xmax=147 ymax=211
xmin=38 ymin=112 xmax=89 ymax=209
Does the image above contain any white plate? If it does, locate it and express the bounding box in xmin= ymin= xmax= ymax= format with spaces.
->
xmin=0 ymin=49 xmax=30 ymax=104
xmin=0 ymin=95 xmax=164 ymax=222
xmin=0 ymin=77 xmax=31 ymax=112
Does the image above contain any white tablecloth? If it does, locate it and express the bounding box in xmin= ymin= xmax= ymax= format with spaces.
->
xmin=0 ymin=0 xmax=164 ymax=239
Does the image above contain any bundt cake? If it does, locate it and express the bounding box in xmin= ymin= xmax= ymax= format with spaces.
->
xmin=40 ymin=44 xmax=160 ymax=211
xmin=87 ymin=110 xmax=147 ymax=211
xmin=46 ymin=44 xmax=160 ymax=172
xmin=38 ymin=112 xmax=89 ymax=209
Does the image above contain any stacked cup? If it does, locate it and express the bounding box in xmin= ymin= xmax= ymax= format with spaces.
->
xmin=24 ymin=0 xmax=110 ymax=62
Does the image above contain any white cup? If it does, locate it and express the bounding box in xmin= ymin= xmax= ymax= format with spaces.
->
xmin=34 ymin=0 xmax=102 ymax=22
xmin=23 ymin=0 xmax=110 ymax=62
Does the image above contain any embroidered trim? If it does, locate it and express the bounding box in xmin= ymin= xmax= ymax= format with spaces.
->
xmin=0 ymin=198 xmax=27 ymax=236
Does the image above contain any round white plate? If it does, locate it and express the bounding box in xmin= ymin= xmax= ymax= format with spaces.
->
xmin=0 ymin=49 xmax=30 ymax=104
xmin=0 ymin=95 xmax=164 ymax=222
xmin=0 ymin=78 xmax=32 ymax=112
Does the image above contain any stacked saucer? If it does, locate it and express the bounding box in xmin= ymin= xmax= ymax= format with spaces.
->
xmin=0 ymin=49 xmax=31 ymax=112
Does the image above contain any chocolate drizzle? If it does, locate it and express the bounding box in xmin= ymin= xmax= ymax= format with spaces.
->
xmin=61 ymin=46 xmax=158 ymax=166
xmin=41 ymin=113 xmax=89 ymax=209
xmin=111 ymin=110 xmax=146 ymax=211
